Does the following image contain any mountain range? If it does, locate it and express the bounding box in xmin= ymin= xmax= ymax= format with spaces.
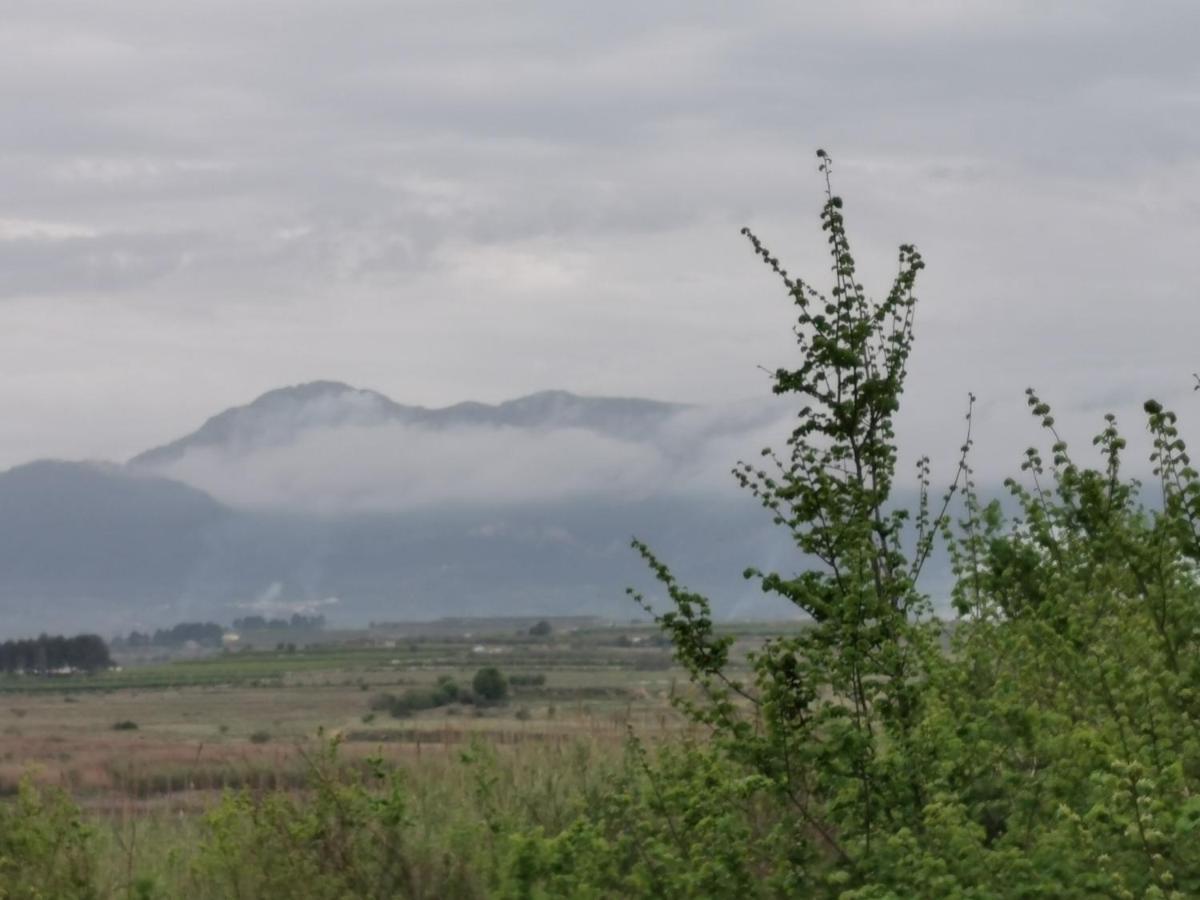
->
xmin=0 ymin=382 xmax=802 ymax=635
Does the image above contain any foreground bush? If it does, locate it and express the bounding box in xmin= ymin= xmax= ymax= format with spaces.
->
xmin=0 ymin=779 xmax=98 ymax=900
xmin=613 ymin=152 xmax=1200 ymax=896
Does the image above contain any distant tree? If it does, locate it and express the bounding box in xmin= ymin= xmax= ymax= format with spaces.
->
xmin=150 ymin=622 xmax=224 ymax=647
xmin=0 ymin=633 xmax=111 ymax=673
xmin=472 ymin=667 xmax=508 ymax=703
xmin=528 ymin=620 xmax=553 ymax=637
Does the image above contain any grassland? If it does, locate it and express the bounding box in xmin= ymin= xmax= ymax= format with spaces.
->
xmin=0 ymin=619 xmax=805 ymax=895
xmin=0 ymin=620 xmax=802 ymax=806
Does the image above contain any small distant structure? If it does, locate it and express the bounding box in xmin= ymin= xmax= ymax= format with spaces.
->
xmin=222 ymin=632 xmax=241 ymax=648
xmin=472 ymin=644 xmax=506 ymax=655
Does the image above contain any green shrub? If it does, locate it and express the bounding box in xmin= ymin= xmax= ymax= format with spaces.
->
xmin=371 ymin=678 xmax=467 ymax=719
xmin=471 ymin=667 xmax=507 ymax=704
xmin=0 ymin=779 xmax=99 ymax=898
xmin=189 ymin=738 xmax=485 ymax=899
xmin=112 ymin=720 xmax=138 ymax=731
xmin=248 ymin=730 xmax=271 ymax=744
xmin=604 ymin=151 xmax=1200 ymax=896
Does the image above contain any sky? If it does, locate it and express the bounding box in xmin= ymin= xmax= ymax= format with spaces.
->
xmin=2 ymin=0 xmax=1200 ymax=485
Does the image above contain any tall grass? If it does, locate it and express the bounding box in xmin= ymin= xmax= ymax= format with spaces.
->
xmin=0 ymin=731 xmax=628 ymax=898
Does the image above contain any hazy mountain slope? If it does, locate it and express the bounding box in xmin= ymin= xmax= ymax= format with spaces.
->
xmin=0 ymin=464 xmax=798 ymax=633
xmin=0 ymin=384 xmax=804 ymax=635
xmin=130 ymin=382 xmax=688 ymax=469
xmin=0 ymin=461 xmax=231 ymax=630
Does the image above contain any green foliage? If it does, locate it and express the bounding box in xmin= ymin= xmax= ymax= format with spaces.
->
xmin=190 ymin=738 xmax=431 ymax=899
xmin=473 ymin=667 xmax=508 ymax=704
xmin=372 ymin=676 xmax=466 ymax=718
xmin=0 ymin=779 xmax=99 ymax=899
xmin=502 ymin=738 xmax=804 ymax=899
xmin=613 ymin=150 xmax=1200 ymax=896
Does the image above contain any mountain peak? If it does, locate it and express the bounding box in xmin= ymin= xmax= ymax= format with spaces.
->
xmin=129 ymin=382 xmax=688 ymax=469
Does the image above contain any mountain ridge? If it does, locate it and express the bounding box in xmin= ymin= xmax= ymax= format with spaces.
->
xmin=129 ymin=382 xmax=689 ymax=469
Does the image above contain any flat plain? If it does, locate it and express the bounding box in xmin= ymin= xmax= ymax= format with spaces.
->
xmin=0 ymin=620 xmax=796 ymax=813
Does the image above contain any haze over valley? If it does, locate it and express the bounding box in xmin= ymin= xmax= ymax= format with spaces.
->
xmin=0 ymin=380 xmax=805 ymax=634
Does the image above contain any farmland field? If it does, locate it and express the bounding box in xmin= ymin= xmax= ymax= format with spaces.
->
xmin=0 ymin=618 xmax=804 ymax=894
xmin=0 ymin=619 xmax=802 ymax=808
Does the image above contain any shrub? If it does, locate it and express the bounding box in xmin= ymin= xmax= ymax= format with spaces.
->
xmin=434 ymin=675 xmax=460 ymax=702
xmin=112 ymin=720 xmax=138 ymax=731
xmin=249 ymin=730 xmax=271 ymax=744
xmin=0 ymin=779 xmax=99 ymax=898
xmin=190 ymin=737 xmax=488 ymax=898
xmin=604 ymin=150 xmax=1200 ymax=896
xmin=472 ymin=667 xmax=507 ymax=704
xmin=371 ymin=678 xmax=467 ymax=719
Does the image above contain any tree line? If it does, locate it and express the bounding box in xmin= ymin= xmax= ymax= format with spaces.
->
xmin=232 ymin=614 xmax=326 ymax=631
xmin=121 ymin=622 xmax=224 ymax=648
xmin=115 ymin=613 xmax=327 ymax=650
xmin=0 ymin=633 xmax=111 ymax=674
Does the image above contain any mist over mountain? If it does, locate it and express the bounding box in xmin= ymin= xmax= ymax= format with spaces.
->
xmin=0 ymin=383 xmax=808 ymax=636
xmin=130 ymin=382 xmax=688 ymax=469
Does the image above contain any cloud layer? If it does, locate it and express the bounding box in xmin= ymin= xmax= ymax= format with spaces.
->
xmin=151 ymin=398 xmax=795 ymax=514
xmin=2 ymin=2 xmax=1199 ymax=481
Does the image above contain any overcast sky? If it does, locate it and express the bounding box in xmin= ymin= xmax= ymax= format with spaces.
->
xmin=2 ymin=1 xmax=1199 ymax=482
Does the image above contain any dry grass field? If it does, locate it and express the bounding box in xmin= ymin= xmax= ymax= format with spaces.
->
xmin=0 ymin=620 xmax=800 ymax=894
xmin=0 ymin=620 xmax=771 ymax=812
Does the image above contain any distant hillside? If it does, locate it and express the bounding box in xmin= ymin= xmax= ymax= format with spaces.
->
xmin=0 ymin=461 xmax=230 ymax=629
xmin=0 ymin=385 xmax=808 ymax=636
xmin=130 ymin=382 xmax=688 ymax=469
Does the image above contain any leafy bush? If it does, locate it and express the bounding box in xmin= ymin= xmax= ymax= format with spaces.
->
xmin=370 ymin=677 xmax=466 ymax=719
xmin=0 ymin=779 xmax=99 ymax=898
xmin=189 ymin=736 xmax=506 ymax=899
xmin=111 ymin=720 xmax=138 ymax=731
xmin=472 ymin=667 xmax=507 ymax=704
xmin=248 ymin=730 xmax=271 ymax=744
xmin=598 ymin=150 xmax=1200 ymax=896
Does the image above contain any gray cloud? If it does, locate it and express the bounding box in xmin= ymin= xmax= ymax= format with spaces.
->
xmin=2 ymin=1 xmax=1199 ymax=485
xmin=149 ymin=398 xmax=793 ymax=514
